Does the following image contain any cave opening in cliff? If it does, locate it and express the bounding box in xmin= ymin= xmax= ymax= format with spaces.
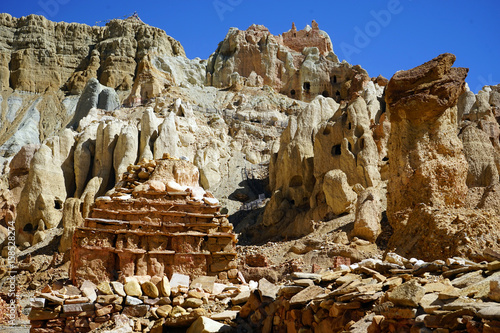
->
xmin=23 ymin=223 xmax=33 ymax=232
xmin=332 ymin=144 xmax=341 ymax=156
xmin=290 ymin=175 xmax=303 ymax=187
xmin=303 ymin=82 xmax=310 ymax=91
xmin=322 ymin=90 xmax=329 ymax=97
xmin=54 ymin=199 xmax=63 ymax=210
xmin=335 ymin=90 xmax=341 ymax=102
xmin=290 ymin=89 xmax=296 ymax=97
xmin=332 ymin=75 xmax=337 ymax=83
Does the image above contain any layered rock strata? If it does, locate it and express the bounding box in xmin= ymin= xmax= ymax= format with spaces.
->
xmin=0 ymin=13 xmax=184 ymax=94
xmin=71 ymin=157 xmax=237 ymax=286
xmin=0 ymin=13 xmax=186 ymax=159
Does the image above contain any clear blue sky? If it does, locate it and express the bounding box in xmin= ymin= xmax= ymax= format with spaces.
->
xmin=2 ymin=0 xmax=499 ymax=92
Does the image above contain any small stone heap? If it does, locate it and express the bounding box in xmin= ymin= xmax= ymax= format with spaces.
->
xmin=71 ymin=156 xmax=238 ymax=286
xmin=28 ymin=273 xmax=238 ymax=332
xmin=235 ymin=254 xmax=500 ymax=332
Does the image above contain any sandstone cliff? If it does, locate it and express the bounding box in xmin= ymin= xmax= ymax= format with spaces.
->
xmin=0 ymin=13 xmax=184 ymax=94
xmin=259 ymin=80 xmax=386 ymax=242
xmin=385 ymin=54 xmax=500 ymax=260
xmin=206 ymin=21 xmax=369 ymax=103
xmin=2 ymin=15 xmax=500 ymax=333
xmin=0 ymin=14 xmax=499 ymax=266
xmin=10 ymin=81 xmax=300 ymax=246
xmin=0 ymin=13 xmax=185 ymax=159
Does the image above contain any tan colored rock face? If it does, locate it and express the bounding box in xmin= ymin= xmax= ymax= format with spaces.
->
xmin=385 ymin=53 xmax=469 ymax=229
xmin=262 ymin=91 xmax=384 ymax=241
xmin=207 ymin=22 xmax=366 ymax=103
xmin=460 ymin=124 xmax=500 ymax=187
xmin=352 ymin=188 xmax=383 ymax=243
xmin=15 ymin=130 xmax=75 ymax=244
xmin=322 ymin=170 xmax=357 ymax=215
xmin=385 ymin=53 xmax=500 ymax=260
xmin=0 ymin=13 xmax=184 ymax=94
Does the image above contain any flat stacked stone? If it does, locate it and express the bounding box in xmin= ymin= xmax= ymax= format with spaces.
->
xmin=71 ymin=156 xmax=237 ymax=286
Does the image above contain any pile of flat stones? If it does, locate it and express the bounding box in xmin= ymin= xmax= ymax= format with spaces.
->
xmin=234 ymin=253 xmax=500 ymax=332
xmin=27 ymin=253 xmax=500 ymax=332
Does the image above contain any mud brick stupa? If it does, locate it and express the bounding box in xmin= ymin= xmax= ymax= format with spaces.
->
xmin=70 ymin=156 xmax=237 ymax=286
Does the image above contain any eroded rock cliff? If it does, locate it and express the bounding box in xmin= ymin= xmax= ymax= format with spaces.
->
xmin=206 ymin=21 xmax=369 ymax=103
xmin=0 ymin=13 xmax=184 ymax=94
xmin=385 ymin=53 xmax=500 ymax=260
xmin=0 ymin=14 xmax=499 ymax=268
xmin=0 ymin=13 xmax=185 ymax=159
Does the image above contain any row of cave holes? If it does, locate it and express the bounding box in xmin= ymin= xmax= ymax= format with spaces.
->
xmin=290 ymin=84 xmax=341 ymax=98
xmin=331 ymin=142 xmax=390 ymax=160
xmin=287 ymin=141 xmax=388 ymax=189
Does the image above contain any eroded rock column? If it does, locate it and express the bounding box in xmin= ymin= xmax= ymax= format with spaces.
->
xmin=385 ymin=53 xmax=468 ymax=229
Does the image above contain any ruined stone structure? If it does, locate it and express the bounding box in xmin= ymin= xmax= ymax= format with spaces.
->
xmin=282 ymin=20 xmax=333 ymax=55
xmin=71 ymin=157 xmax=237 ymax=286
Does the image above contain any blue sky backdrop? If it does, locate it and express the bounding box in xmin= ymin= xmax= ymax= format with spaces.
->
xmin=3 ymin=0 xmax=499 ymax=92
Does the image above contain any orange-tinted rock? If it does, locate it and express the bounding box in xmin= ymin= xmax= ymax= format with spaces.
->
xmin=385 ymin=53 xmax=469 ymax=229
xmin=244 ymin=254 xmax=269 ymax=268
xmin=386 ymin=53 xmax=468 ymax=123
xmin=282 ymin=20 xmax=333 ymax=55
xmin=385 ymin=54 xmax=500 ymax=260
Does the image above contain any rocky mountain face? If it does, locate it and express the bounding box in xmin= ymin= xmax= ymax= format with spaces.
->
xmin=0 ymin=12 xmax=498 ymax=256
xmin=0 ymin=13 xmax=184 ymax=94
xmin=257 ymin=52 xmax=500 ymax=260
xmin=206 ymin=21 xmax=371 ymax=103
xmin=384 ymin=54 xmax=500 ymax=260
xmin=0 ymin=13 xmax=184 ymax=158
xmin=0 ymin=14 xmax=500 ymax=332
xmin=0 ymin=13 xmax=498 ymax=259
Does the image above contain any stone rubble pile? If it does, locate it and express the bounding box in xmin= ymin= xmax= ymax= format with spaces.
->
xmin=28 ymin=273 xmax=241 ymax=332
xmin=71 ymin=156 xmax=238 ymax=286
xmin=28 ymin=253 xmax=500 ymax=332
xmin=235 ymin=253 xmax=500 ymax=332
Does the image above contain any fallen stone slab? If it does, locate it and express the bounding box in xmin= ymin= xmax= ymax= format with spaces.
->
xmin=170 ymin=273 xmax=190 ymax=289
xmin=289 ymin=286 xmax=326 ymax=306
xmin=210 ymin=310 xmax=238 ymax=321
xmin=187 ymin=316 xmax=232 ymax=333
xmin=190 ymin=276 xmax=216 ymax=293
xmin=258 ymin=278 xmax=280 ymax=301
xmin=388 ymin=279 xmax=425 ymax=307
